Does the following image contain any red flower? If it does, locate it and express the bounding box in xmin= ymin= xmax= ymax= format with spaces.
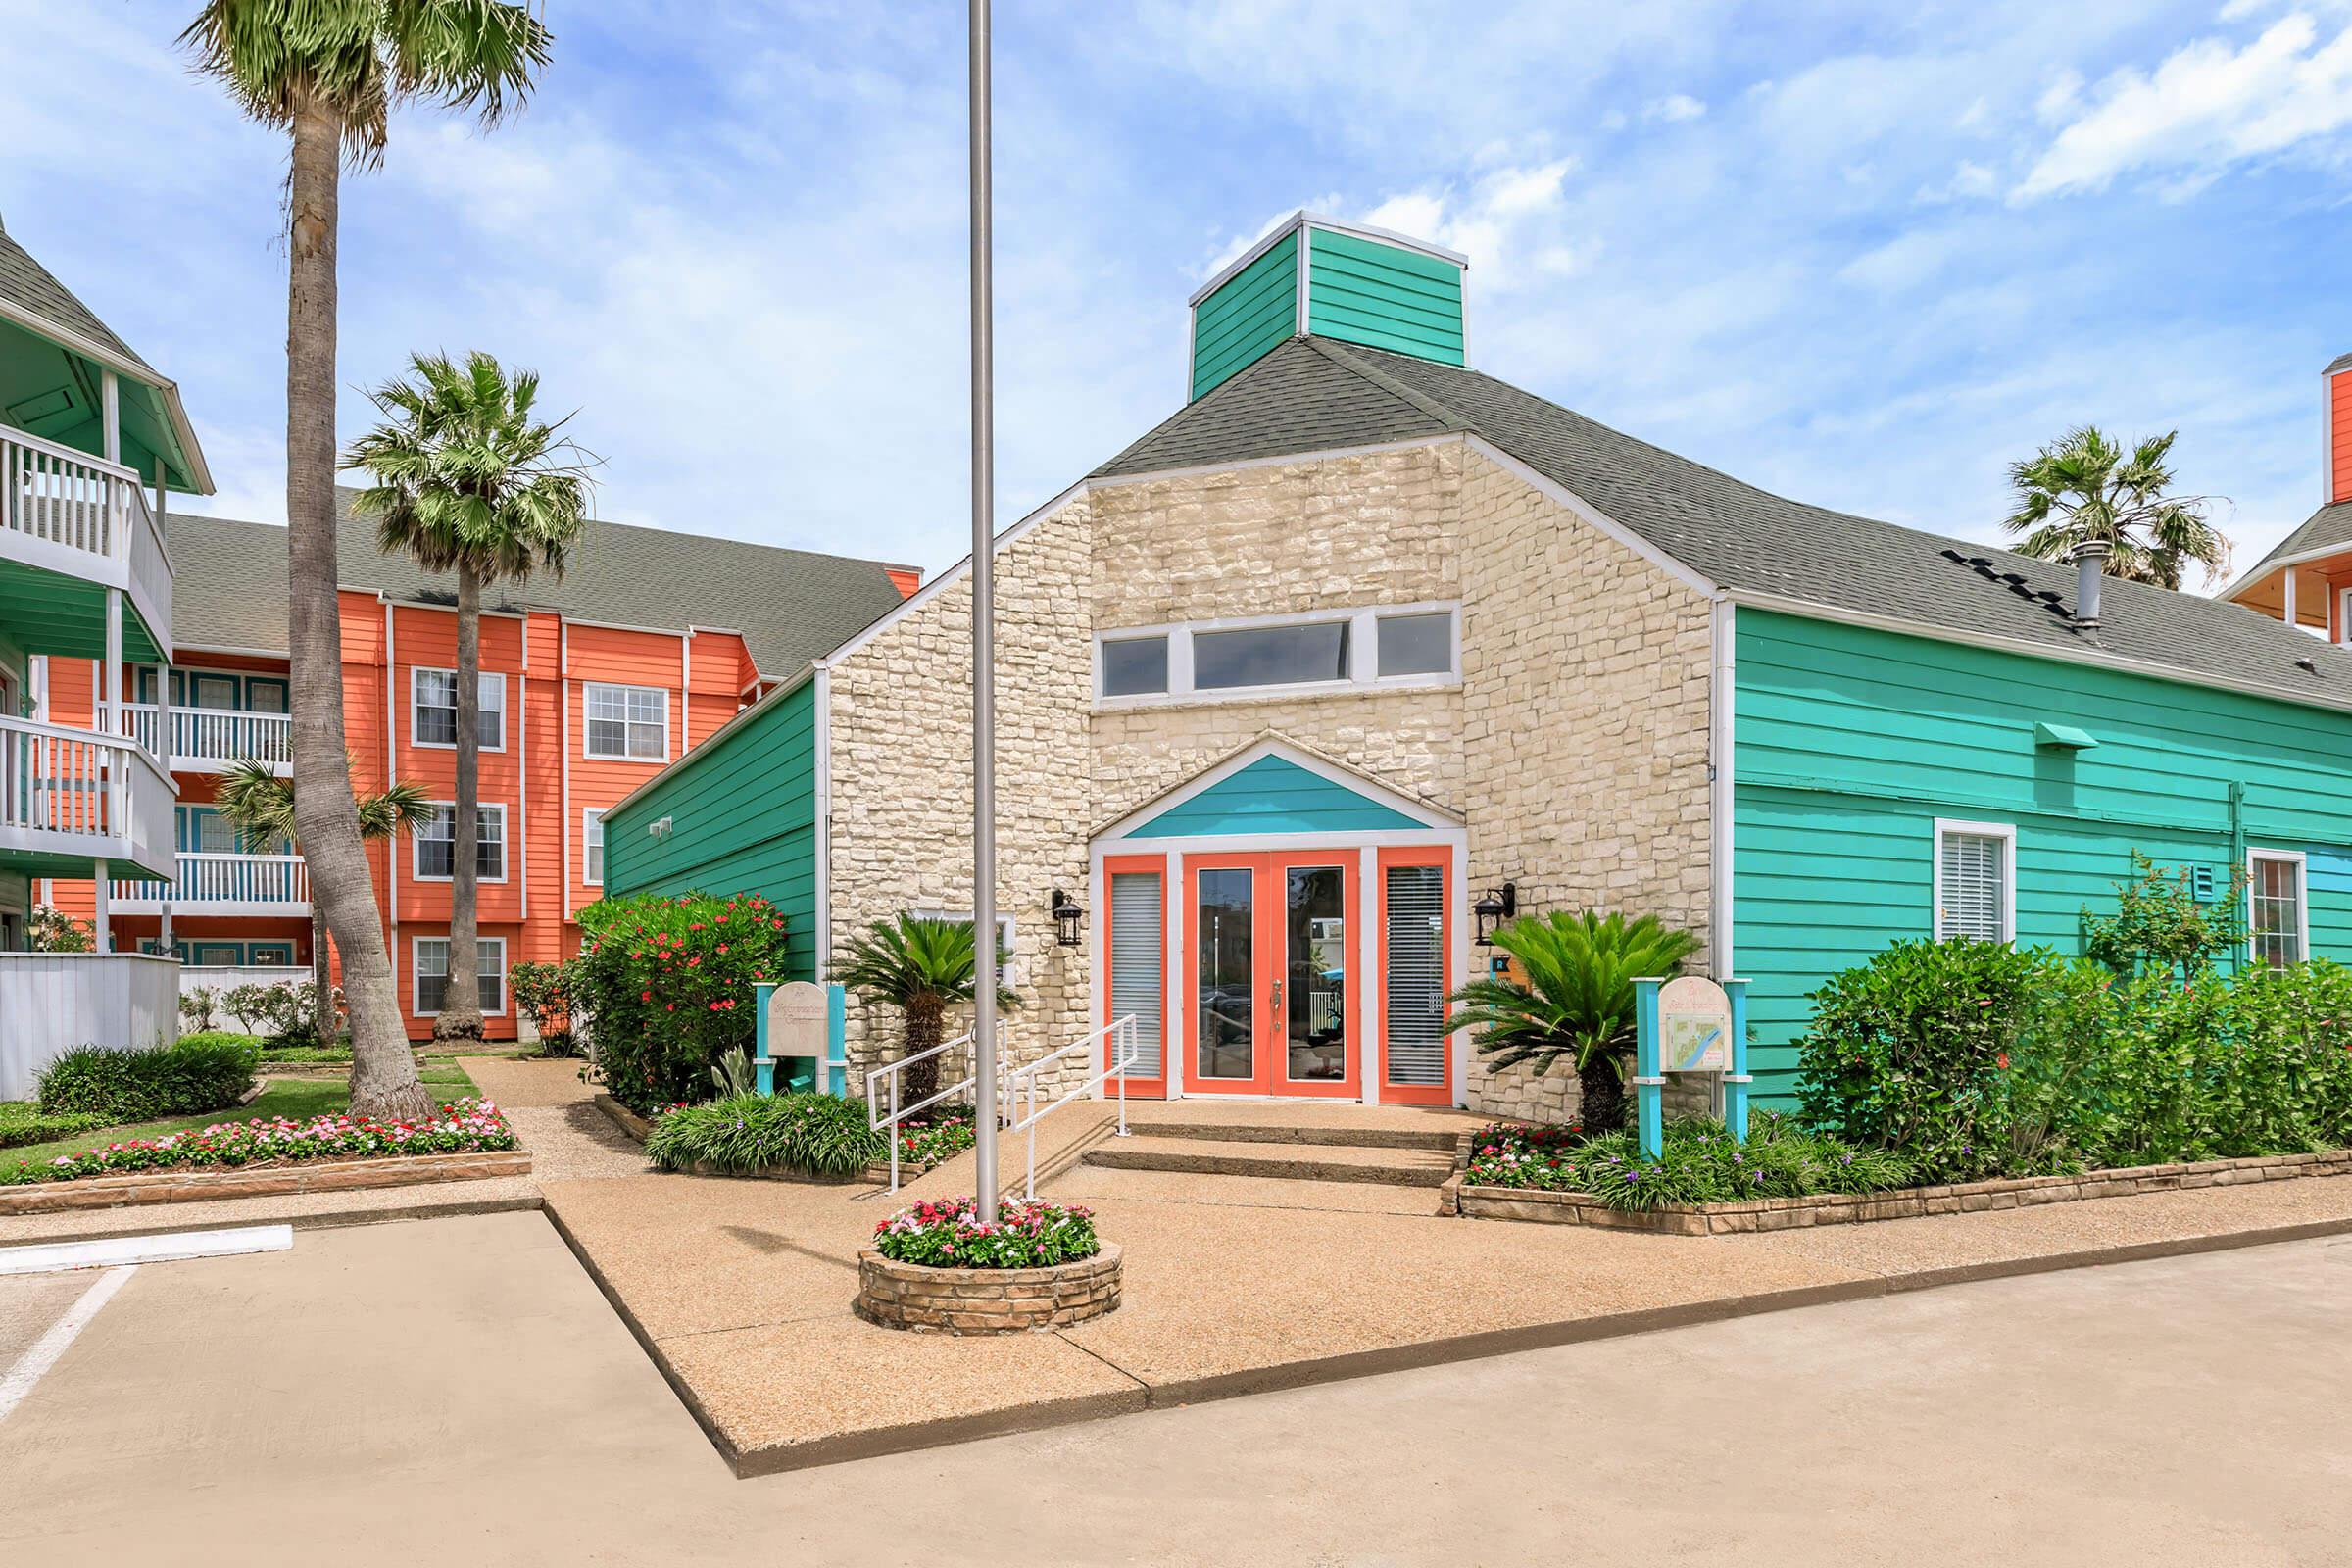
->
xmin=641 ymin=991 xmax=653 ymax=1002
xmin=1996 ymin=1052 xmax=2010 ymax=1069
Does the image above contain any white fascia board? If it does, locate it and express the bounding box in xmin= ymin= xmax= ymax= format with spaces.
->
xmin=1091 ymin=733 xmax=1463 ymax=844
xmin=0 ymin=298 xmax=214 ymax=496
xmin=1459 ymin=435 xmax=1718 ymax=597
xmin=1728 ymin=589 xmax=2352 ymax=719
xmin=1185 ymin=211 xmax=1469 ymax=310
xmin=2215 ymin=542 xmax=2352 ymax=605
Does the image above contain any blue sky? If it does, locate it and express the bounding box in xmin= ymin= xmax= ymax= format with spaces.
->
xmin=5 ymin=1 xmax=2349 ymax=585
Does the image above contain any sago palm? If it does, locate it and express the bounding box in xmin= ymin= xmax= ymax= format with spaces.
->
xmin=2001 ymin=425 xmax=2228 ymax=590
xmin=346 ymin=350 xmax=594 ymax=1040
xmin=1447 ymin=910 xmax=1700 ymax=1133
xmin=181 ymin=0 xmax=552 ymax=1117
xmin=832 ymin=914 xmax=1019 ymax=1108
xmin=215 ymin=758 xmax=436 ymax=1043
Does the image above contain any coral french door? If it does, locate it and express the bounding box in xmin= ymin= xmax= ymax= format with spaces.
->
xmin=1184 ymin=851 xmax=1361 ymax=1098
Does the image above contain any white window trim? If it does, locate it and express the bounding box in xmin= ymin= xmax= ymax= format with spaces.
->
xmin=2246 ymin=848 xmax=2310 ymax=967
xmin=412 ymin=934 xmax=509 ymax=1017
xmin=1932 ymin=817 xmax=2016 ymax=944
xmin=413 ymin=801 xmax=511 ymax=884
xmin=909 ymin=907 xmax=1019 ymax=984
xmin=1094 ymin=601 xmax=1461 ymax=710
xmin=582 ymin=681 xmax=672 ymax=762
xmin=583 ymin=807 xmax=606 ymax=888
xmin=411 ymin=667 xmax=508 ymax=752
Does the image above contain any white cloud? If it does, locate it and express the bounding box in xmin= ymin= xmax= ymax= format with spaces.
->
xmin=1644 ymin=93 xmax=1708 ymax=122
xmin=1915 ymin=160 xmax=2001 ymax=203
xmin=2017 ymin=14 xmax=2352 ymax=199
xmin=1354 ymin=159 xmax=1578 ymax=287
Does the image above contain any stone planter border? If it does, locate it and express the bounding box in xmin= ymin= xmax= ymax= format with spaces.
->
xmin=1452 ymin=1147 xmax=2352 ymax=1234
xmin=856 ymin=1243 xmax=1122 ymax=1334
xmin=0 ymin=1148 xmax=532 ymax=1216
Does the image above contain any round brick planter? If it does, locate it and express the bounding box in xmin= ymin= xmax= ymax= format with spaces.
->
xmin=856 ymin=1243 xmax=1122 ymax=1334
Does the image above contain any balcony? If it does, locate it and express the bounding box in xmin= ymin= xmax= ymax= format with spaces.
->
xmin=110 ymin=851 xmax=312 ymax=916
xmin=0 ymin=712 xmax=175 ymax=882
xmin=0 ymin=424 xmax=172 ymax=663
xmin=123 ymin=704 xmax=293 ymax=775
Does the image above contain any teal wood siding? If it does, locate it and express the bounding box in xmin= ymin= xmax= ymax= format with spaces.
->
xmin=603 ymin=679 xmax=823 ymax=981
xmin=1189 ymin=231 xmax=1298 ymax=402
xmin=1304 ymin=228 xmax=1465 ymax=367
xmin=1124 ymin=755 xmax=1419 ymax=837
xmin=1734 ymin=607 xmax=2352 ymax=1104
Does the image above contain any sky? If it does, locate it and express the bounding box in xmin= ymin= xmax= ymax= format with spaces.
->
xmin=3 ymin=1 xmax=2348 ymax=588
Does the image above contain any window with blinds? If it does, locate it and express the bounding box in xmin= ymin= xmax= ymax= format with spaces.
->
xmin=1383 ymin=864 xmax=1446 ymax=1086
xmin=1936 ymin=824 xmax=2010 ymax=943
xmin=1109 ymin=871 xmax=1164 ymax=1079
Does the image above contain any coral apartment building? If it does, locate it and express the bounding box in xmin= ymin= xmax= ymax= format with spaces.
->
xmin=39 ymin=494 xmax=913 ymax=1040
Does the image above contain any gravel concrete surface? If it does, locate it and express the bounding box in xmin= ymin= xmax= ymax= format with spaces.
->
xmin=1 ymin=1213 xmax=2345 ymax=1565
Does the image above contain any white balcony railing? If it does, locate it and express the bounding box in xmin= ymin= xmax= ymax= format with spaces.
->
xmin=123 ymin=704 xmax=294 ymax=773
xmin=0 ymin=424 xmax=172 ymax=643
xmin=111 ymin=851 xmax=310 ymax=912
xmin=0 ymin=711 xmax=174 ymax=881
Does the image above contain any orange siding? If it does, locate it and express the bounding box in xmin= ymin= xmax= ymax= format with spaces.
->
xmin=2332 ymin=368 xmax=2352 ymax=506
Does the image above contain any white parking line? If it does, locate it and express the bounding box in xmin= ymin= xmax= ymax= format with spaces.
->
xmin=0 ymin=1224 xmax=294 ymax=1277
xmin=0 ymin=1264 xmax=133 ymax=1425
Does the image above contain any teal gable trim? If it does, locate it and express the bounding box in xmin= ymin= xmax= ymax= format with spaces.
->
xmin=1733 ymin=607 xmax=2352 ymax=1106
xmin=604 ymin=679 xmax=822 ymax=982
xmin=1304 ymin=228 xmax=1465 ymax=367
xmin=1190 ymin=232 xmax=1298 ymax=402
xmin=1124 ymin=755 xmax=1421 ymax=837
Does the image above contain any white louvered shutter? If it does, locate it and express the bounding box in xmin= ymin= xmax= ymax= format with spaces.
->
xmin=1109 ymin=871 xmax=1164 ymax=1078
xmin=1937 ymin=831 xmax=2007 ymax=942
xmin=1383 ymin=864 xmax=1446 ymax=1086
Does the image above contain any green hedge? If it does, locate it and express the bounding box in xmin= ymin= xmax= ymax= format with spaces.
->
xmin=643 ymin=1092 xmax=883 ymax=1178
xmin=574 ymin=892 xmax=795 ymax=1112
xmin=0 ymin=1104 xmax=112 ymax=1151
xmin=36 ymin=1035 xmax=261 ymax=1122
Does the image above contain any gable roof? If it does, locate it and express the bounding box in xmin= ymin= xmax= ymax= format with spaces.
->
xmin=166 ymin=488 xmax=911 ymax=678
xmin=2224 ymin=498 xmax=2352 ymax=596
xmin=0 ymin=220 xmax=152 ymax=374
xmin=1094 ymin=335 xmax=2352 ymax=709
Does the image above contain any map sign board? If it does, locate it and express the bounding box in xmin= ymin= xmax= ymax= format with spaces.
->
xmin=1657 ymin=975 xmax=1732 ymax=1074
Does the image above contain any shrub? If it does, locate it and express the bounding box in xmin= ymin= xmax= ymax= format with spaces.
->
xmin=644 ymin=1091 xmax=884 ymax=1178
xmin=511 ymin=959 xmax=574 ymax=1042
xmin=35 ymin=1036 xmax=260 ymax=1122
xmin=871 ymin=1196 xmax=1101 ymax=1268
xmin=2082 ymin=854 xmax=2245 ymax=981
xmin=1469 ymin=1113 xmax=1911 ymax=1210
xmin=180 ymin=987 xmax=221 ymax=1031
xmin=27 ymin=904 xmax=92 ymax=953
xmin=892 ymin=1109 xmax=976 ymax=1172
xmin=573 ymin=893 xmax=795 ymax=1113
xmin=6 ymin=1098 xmax=514 ymax=1185
xmin=0 ymin=1104 xmax=111 ymax=1152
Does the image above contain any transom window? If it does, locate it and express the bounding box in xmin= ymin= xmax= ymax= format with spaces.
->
xmin=2248 ymin=851 xmax=2307 ymax=970
xmin=414 ymin=803 xmax=507 ymax=882
xmin=414 ymin=936 xmax=507 ymax=1016
xmin=585 ymin=682 xmax=669 ymax=760
xmin=1095 ymin=604 xmax=1459 ymax=705
xmin=1934 ymin=818 xmax=2014 ymax=943
xmin=413 ymin=669 xmax=507 ymax=750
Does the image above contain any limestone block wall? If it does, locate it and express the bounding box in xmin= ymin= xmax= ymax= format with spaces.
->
xmin=1455 ymin=446 xmax=1716 ymax=1123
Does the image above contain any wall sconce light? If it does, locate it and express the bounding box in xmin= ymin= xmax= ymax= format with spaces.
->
xmin=1051 ymin=889 xmax=1086 ymax=948
xmin=1472 ymin=881 xmax=1517 ymax=947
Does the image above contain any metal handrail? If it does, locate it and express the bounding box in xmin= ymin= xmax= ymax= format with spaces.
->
xmin=1007 ymin=1015 xmax=1139 ymax=1200
xmin=864 ymin=1025 xmax=1021 ymax=1193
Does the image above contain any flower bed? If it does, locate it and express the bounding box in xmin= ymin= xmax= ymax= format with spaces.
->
xmin=644 ymin=1091 xmax=884 ymax=1180
xmin=1465 ymin=1114 xmax=1914 ymax=1212
xmin=859 ymin=1196 xmax=1117 ymax=1333
xmin=3 ymin=1098 xmax=516 ymax=1186
xmin=893 ymin=1109 xmax=976 ymax=1172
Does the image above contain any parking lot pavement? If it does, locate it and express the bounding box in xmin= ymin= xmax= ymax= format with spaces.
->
xmin=1 ymin=1212 xmax=2347 ymax=1566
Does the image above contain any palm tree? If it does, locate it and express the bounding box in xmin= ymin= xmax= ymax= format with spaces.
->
xmin=216 ymin=758 xmax=436 ymax=1045
xmin=345 ymin=351 xmax=594 ymax=1041
xmin=181 ymin=1 xmax=551 ymax=1119
xmin=832 ymin=914 xmax=1019 ymax=1108
xmin=1446 ymin=910 xmax=1699 ymax=1133
xmin=2001 ymin=426 xmax=2230 ymax=589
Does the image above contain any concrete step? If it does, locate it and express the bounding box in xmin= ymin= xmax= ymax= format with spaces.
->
xmin=1084 ymin=1134 xmax=1458 ymax=1187
xmin=1121 ymin=1119 xmax=1464 ymax=1152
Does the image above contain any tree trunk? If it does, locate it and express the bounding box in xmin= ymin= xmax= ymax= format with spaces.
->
xmin=310 ymin=911 xmax=333 ymax=1043
xmin=434 ymin=565 xmax=485 ymax=1041
xmin=284 ymin=95 xmax=430 ymax=1123
xmin=1578 ymin=1051 xmax=1627 ymax=1134
xmin=902 ymin=994 xmax=944 ymax=1109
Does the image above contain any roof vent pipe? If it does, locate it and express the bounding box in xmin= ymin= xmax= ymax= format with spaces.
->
xmin=2073 ymin=540 xmax=2110 ymax=628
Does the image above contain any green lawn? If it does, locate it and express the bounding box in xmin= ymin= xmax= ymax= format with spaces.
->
xmin=0 ymin=1065 xmax=480 ymax=1171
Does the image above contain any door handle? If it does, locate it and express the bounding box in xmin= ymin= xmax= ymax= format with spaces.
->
xmin=1271 ymin=977 xmax=1283 ymax=1009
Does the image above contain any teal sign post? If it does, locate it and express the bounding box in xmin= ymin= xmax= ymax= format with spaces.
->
xmin=1633 ymin=975 xmax=1750 ymax=1162
xmin=753 ymin=980 xmax=849 ymax=1097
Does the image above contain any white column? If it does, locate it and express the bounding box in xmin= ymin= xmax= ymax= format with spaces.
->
xmin=2284 ymin=568 xmax=2298 ymax=631
xmin=99 ymin=585 xmax=122 ymax=954
xmin=1357 ymin=844 xmax=1379 ymax=1104
xmin=101 ymin=370 xmax=120 ymax=464
xmin=93 ymin=858 xmax=110 ymax=953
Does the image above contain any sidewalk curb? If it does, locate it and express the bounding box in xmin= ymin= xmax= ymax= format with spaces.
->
xmin=0 ymin=1191 xmax=544 ymax=1250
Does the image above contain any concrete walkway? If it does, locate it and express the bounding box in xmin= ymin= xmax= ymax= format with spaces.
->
xmin=3 ymin=1214 xmax=2346 ymax=1564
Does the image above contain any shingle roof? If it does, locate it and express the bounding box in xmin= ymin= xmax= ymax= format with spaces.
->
xmin=1092 ymin=336 xmax=2352 ymax=707
xmin=2327 ymin=350 xmax=2352 ymax=375
xmin=2233 ymin=498 xmax=2352 ymax=590
xmin=166 ymin=488 xmax=911 ymax=678
xmin=0 ymin=219 xmax=151 ymax=371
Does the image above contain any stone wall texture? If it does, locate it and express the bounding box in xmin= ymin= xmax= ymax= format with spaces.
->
xmin=821 ymin=437 xmax=1718 ymax=1119
xmin=856 ymin=1245 xmax=1124 ymax=1333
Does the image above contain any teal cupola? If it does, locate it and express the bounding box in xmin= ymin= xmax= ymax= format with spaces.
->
xmin=1187 ymin=212 xmax=1467 ymax=401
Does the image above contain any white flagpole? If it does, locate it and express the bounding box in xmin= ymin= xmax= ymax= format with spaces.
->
xmin=968 ymin=0 xmax=1001 ymax=1222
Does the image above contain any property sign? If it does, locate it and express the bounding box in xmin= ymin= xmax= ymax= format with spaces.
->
xmin=1657 ymin=975 xmax=1732 ymax=1074
xmin=766 ymin=981 xmax=829 ymax=1062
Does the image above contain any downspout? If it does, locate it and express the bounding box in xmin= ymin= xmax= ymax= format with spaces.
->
xmin=2230 ymin=779 xmax=2247 ymax=971
xmin=515 ymin=618 xmax=528 ymax=927
xmin=1709 ymin=596 xmax=1736 ymax=979
xmin=382 ymin=595 xmax=398 ymax=1002
xmin=812 ymin=661 xmax=832 ymax=982
xmin=560 ymin=620 xmax=572 ymax=922
xmin=680 ymin=628 xmax=694 ymax=753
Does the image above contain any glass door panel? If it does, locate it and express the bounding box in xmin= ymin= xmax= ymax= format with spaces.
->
xmin=1284 ymin=865 xmax=1347 ymax=1082
xmin=1195 ymin=866 xmax=1255 ymax=1082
